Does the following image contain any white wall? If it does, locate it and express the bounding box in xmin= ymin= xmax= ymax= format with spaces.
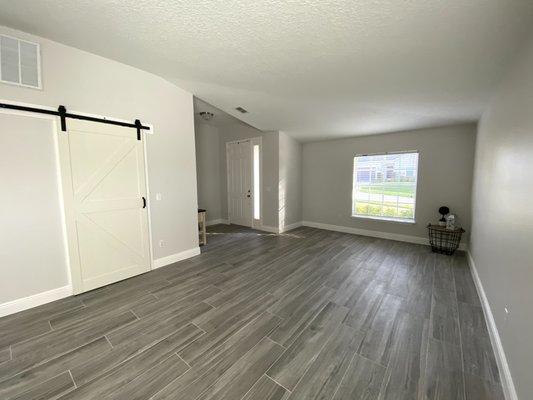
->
xmin=302 ymin=124 xmax=476 ymax=240
xmin=470 ymin=34 xmax=533 ymax=400
xmin=0 ymin=26 xmax=198 ymax=305
xmin=279 ymin=131 xmax=302 ymax=229
xmin=218 ymin=124 xmax=280 ymax=229
xmin=195 ymin=122 xmax=222 ymax=221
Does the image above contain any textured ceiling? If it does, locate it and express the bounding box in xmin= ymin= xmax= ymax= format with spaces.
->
xmin=1 ymin=0 xmax=533 ymax=141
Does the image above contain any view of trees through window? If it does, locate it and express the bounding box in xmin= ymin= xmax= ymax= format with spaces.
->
xmin=352 ymin=152 xmax=418 ymax=221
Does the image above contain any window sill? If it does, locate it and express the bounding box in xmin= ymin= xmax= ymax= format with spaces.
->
xmin=350 ymin=215 xmax=416 ymax=224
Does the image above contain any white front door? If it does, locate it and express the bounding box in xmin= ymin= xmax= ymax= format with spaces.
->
xmin=58 ymin=119 xmax=151 ymax=294
xmin=226 ymin=140 xmax=252 ymax=227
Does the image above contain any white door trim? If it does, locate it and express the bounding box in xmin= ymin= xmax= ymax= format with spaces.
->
xmin=141 ymin=128 xmax=155 ymax=272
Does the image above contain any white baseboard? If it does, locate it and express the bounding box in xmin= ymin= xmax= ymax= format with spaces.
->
xmin=0 ymin=247 xmax=200 ymax=318
xmin=301 ymin=220 xmax=468 ymax=251
xmin=0 ymin=285 xmax=73 ymax=318
xmin=153 ymin=247 xmax=201 ymax=269
xmin=206 ymin=218 xmax=229 ymax=226
xmin=466 ymin=251 xmax=517 ymax=400
xmin=279 ymin=221 xmax=303 ymax=233
xmin=256 ymin=224 xmax=279 ymax=234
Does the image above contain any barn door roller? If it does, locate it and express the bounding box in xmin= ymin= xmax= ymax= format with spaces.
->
xmin=0 ymin=102 xmax=149 ymax=140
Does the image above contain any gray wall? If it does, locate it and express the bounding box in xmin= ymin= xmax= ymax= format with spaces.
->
xmin=195 ymin=123 xmax=302 ymax=231
xmin=470 ymin=34 xmax=533 ymax=399
xmin=0 ymin=25 xmax=199 ymax=262
xmin=195 ymin=122 xmax=222 ymax=221
xmin=0 ymin=26 xmax=198 ymax=305
xmin=279 ymin=131 xmax=302 ymax=229
xmin=0 ymin=114 xmax=69 ymax=304
xmin=302 ymin=124 xmax=476 ymax=240
xmin=218 ymin=124 xmax=280 ymax=229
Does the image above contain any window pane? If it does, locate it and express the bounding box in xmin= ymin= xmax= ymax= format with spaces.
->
xmin=352 ymin=152 xmax=418 ymax=221
xmin=1 ymin=35 xmax=20 ymax=83
xmin=20 ymin=41 xmax=39 ymax=87
xmin=253 ymin=144 xmax=260 ymax=220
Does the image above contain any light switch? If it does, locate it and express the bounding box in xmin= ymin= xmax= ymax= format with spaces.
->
xmin=156 ymin=193 xmax=162 ymax=201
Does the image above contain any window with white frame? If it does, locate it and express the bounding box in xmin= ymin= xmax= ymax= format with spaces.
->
xmin=352 ymin=151 xmax=419 ymax=222
xmin=253 ymin=144 xmax=260 ymax=220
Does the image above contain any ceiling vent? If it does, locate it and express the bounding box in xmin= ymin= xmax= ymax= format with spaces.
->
xmin=0 ymin=34 xmax=41 ymax=89
xmin=235 ymin=107 xmax=248 ymax=114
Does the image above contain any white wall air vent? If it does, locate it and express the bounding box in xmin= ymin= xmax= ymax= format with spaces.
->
xmin=0 ymin=34 xmax=41 ymax=89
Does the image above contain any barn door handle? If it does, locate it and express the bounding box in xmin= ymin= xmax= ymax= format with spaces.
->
xmin=142 ymin=196 xmax=147 ymax=208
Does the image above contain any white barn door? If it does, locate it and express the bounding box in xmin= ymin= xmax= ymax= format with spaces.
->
xmin=59 ymin=119 xmax=151 ymax=294
xmin=226 ymin=140 xmax=253 ymax=227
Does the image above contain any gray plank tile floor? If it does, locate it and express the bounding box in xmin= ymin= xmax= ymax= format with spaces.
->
xmin=0 ymin=225 xmax=504 ymax=399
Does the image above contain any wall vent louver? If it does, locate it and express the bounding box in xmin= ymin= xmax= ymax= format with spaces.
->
xmin=235 ymin=107 xmax=248 ymax=113
xmin=0 ymin=34 xmax=41 ymax=89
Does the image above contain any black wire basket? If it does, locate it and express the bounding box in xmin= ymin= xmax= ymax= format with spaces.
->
xmin=427 ymin=224 xmax=465 ymax=255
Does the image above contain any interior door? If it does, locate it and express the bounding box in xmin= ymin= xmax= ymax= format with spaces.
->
xmin=59 ymin=119 xmax=151 ymax=294
xmin=227 ymin=140 xmax=252 ymax=227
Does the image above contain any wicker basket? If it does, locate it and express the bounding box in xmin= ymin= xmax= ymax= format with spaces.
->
xmin=427 ymin=224 xmax=464 ymax=255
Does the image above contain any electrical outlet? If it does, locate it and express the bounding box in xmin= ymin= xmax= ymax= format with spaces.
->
xmin=158 ymin=240 xmax=165 ymax=248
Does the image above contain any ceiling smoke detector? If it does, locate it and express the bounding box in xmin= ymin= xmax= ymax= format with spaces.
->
xmin=235 ymin=107 xmax=248 ymax=114
xmin=199 ymin=111 xmax=214 ymax=121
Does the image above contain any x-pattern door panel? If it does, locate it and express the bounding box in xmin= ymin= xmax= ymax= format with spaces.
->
xmin=59 ymin=119 xmax=150 ymax=293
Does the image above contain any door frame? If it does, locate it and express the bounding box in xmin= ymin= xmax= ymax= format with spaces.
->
xmin=0 ymin=100 xmax=155 ymax=295
xmin=225 ymin=137 xmax=262 ymax=228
